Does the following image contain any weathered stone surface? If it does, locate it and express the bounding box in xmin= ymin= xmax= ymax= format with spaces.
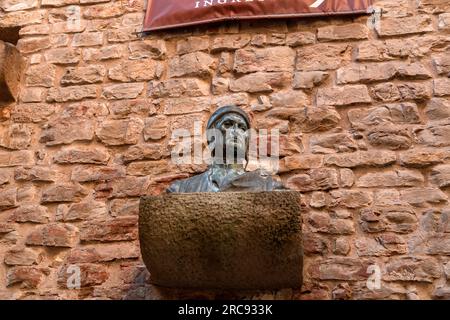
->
xmin=430 ymin=165 xmax=450 ymax=188
xmin=11 ymin=104 xmax=55 ymax=123
xmin=308 ymin=212 xmax=355 ymax=235
xmin=349 ymin=103 xmax=420 ymax=130
xmin=290 ymin=106 xmax=341 ymax=133
xmin=0 ymin=123 xmax=32 ymax=150
xmin=400 ymin=188 xmax=448 ymax=206
xmin=14 ymin=166 xmax=55 ymax=182
xmin=434 ymin=55 xmax=450 ymax=76
xmin=149 ymin=79 xmax=209 ymax=98
xmin=0 ymin=41 xmax=24 ymax=101
xmin=309 ymin=257 xmax=372 ymax=281
xmin=317 ymin=85 xmax=371 ymax=106
xmin=400 ymin=148 xmax=449 ymax=167
xmin=439 ymin=13 xmax=450 ymax=30
xmin=109 ymin=60 xmax=161 ymax=82
xmin=80 ymin=216 xmax=138 ymax=242
xmin=41 ymin=184 xmax=88 ymax=203
xmin=71 ymin=166 xmax=125 ymax=183
xmin=269 ymin=90 xmax=309 ymax=109
xmin=108 ymin=99 xmax=156 ymax=119
xmin=384 ymin=258 xmax=441 ymax=283
xmin=10 ymin=205 xmax=50 ymax=224
xmin=122 ymin=144 xmax=169 ymax=163
xmin=286 ymin=32 xmax=315 ymax=47
xmin=6 ymin=267 xmax=48 ymax=289
xmin=65 ymin=243 xmax=139 ymax=264
xmin=82 ymin=2 xmax=124 ymax=19
xmin=330 ymin=190 xmax=372 ymax=208
xmin=0 ymin=170 xmax=10 ymax=185
xmin=234 ymin=47 xmax=295 ymax=73
xmin=367 ymin=125 xmax=412 ymax=150
xmin=333 ymin=238 xmax=351 ymax=256
xmin=129 ymin=40 xmax=166 ymax=60
xmin=0 ymin=10 xmax=45 ymax=28
xmin=127 ymin=160 xmax=168 ymax=177
xmin=376 ymin=15 xmax=433 ymax=37
xmin=25 ymin=64 xmax=56 ymax=88
xmin=72 ymin=32 xmax=103 ymax=47
xmin=293 ymin=71 xmax=329 ymax=89
xmin=416 ymin=121 xmax=450 ymax=147
xmin=280 ymin=154 xmax=323 ymax=172
xmin=0 ymin=187 xmax=17 ymax=210
xmin=360 ymin=205 xmax=418 ymax=234
xmin=57 ymin=200 xmax=107 ymax=222
xmin=109 ymin=198 xmax=139 ymax=217
xmin=140 ymin=192 xmax=303 ymax=289
xmin=169 ymin=52 xmax=215 ymax=78
xmin=26 ymin=223 xmax=79 ymax=247
xmin=4 ymin=248 xmax=42 ymax=266
xmin=426 ymin=98 xmax=450 ymax=121
xmin=41 ymin=0 xmax=78 ymax=7
xmin=61 ymin=65 xmax=105 ymax=86
xmin=45 ymin=48 xmax=81 ymax=64
xmin=20 ymin=87 xmax=44 ymax=102
xmin=1 ymin=0 xmax=38 ymax=12
xmin=211 ymin=34 xmax=251 ymax=52
xmin=427 ymin=236 xmax=450 ymax=255
xmin=372 ymin=82 xmax=433 ymax=102
xmin=40 ymin=117 xmax=95 ymax=146
xmin=102 ymin=83 xmax=144 ymax=100
xmin=54 ymin=148 xmax=110 ymax=165
xmin=57 ymin=263 xmax=109 ymax=288
xmin=286 ymin=169 xmax=339 ymax=192
xmin=324 ymin=150 xmax=396 ymax=168
xmin=337 ymin=62 xmax=431 ymax=84
xmin=161 ymin=97 xmax=211 ymax=115
xmin=47 ymin=85 xmax=97 ymax=102
xmin=355 ymin=234 xmax=407 ymax=256
xmin=357 ymin=170 xmax=424 ymax=188
xmin=434 ymin=78 xmax=450 ymax=97
xmin=17 ymin=36 xmax=50 ymax=54
xmin=83 ymin=45 xmax=123 ymax=61
xmin=176 ymin=36 xmax=209 ymax=55
xmin=0 ymin=151 xmax=34 ymax=167
xmin=303 ymin=233 xmax=327 ymax=255
xmin=318 ymin=23 xmax=368 ymax=41
xmin=296 ymin=43 xmax=352 ymax=71
xmin=96 ymin=118 xmax=144 ymax=146
xmin=109 ymin=176 xmax=149 ymax=198
xmin=310 ymin=133 xmax=358 ymax=154
xmin=230 ymin=72 xmax=291 ymax=93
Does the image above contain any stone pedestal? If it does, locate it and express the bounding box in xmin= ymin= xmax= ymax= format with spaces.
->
xmin=0 ymin=40 xmax=24 ymax=103
xmin=139 ymin=191 xmax=303 ymax=290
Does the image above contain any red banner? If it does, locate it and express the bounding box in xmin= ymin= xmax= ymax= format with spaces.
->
xmin=144 ymin=0 xmax=373 ymax=32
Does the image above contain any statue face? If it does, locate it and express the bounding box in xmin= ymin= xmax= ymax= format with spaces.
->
xmin=215 ymin=113 xmax=249 ymax=162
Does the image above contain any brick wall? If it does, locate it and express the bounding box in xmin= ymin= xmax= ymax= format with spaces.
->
xmin=0 ymin=0 xmax=450 ymax=300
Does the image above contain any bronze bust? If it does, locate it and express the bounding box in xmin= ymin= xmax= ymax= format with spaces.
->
xmin=167 ymin=106 xmax=286 ymax=193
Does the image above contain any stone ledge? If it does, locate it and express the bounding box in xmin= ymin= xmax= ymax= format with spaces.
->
xmin=139 ymin=191 xmax=303 ymax=290
xmin=0 ymin=40 xmax=24 ymax=103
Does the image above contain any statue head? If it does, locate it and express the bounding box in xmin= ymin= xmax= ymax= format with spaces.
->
xmin=206 ymin=106 xmax=251 ymax=165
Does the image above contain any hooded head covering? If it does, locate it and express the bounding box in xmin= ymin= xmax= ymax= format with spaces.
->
xmin=206 ymin=106 xmax=251 ymax=131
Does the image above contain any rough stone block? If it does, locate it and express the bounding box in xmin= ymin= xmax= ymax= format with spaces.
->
xmin=0 ymin=40 xmax=24 ymax=102
xmin=139 ymin=191 xmax=303 ymax=289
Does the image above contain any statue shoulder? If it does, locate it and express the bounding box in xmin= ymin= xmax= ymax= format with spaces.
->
xmin=166 ymin=170 xmax=213 ymax=193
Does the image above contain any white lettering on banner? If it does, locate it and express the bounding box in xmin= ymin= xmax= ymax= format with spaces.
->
xmin=194 ymin=0 xmax=329 ymax=9
xmin=195 ymin=0 xmax=266 ymax=9
xmin=310 ymin=0 xmax=326 ymax=8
